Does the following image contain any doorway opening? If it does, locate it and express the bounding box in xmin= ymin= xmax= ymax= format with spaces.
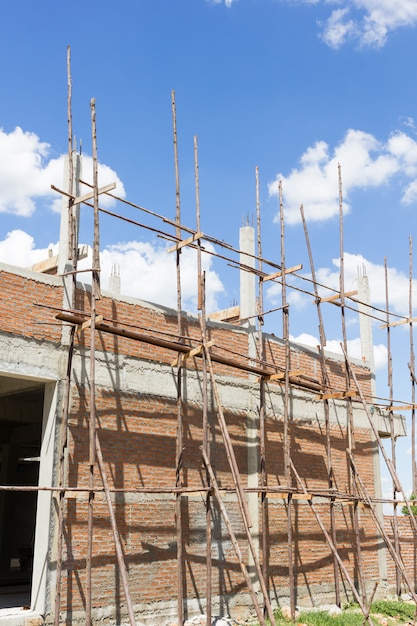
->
xmin=0 ymin=377 xmax=45 ymax=609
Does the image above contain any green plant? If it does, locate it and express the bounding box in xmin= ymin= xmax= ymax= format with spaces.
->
xmin=401 ymin=493 xmax=417 ymax=516
xmin=371 ymin=599 xmax=415 ymax=621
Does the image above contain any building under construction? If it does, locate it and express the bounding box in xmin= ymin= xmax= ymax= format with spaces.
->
xmin=0 ymin=58 xmax=416 ymax=626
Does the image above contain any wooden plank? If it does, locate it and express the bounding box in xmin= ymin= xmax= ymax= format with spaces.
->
xmin=319 ymin=289 xmax=357 ymax=303
xmin=171 ymin=340 xmax=214 ymax=367
xmin=72 ymin=182 xmax=116 ymax=205
xmin=317 ymin=390 xmax=358 ymax=400
xmin=380 ymin=316 xmax=417 ymax=329
xmin=261 ymin=369 xmax=303 ymax=382
xmin=79 ymin=315 xmax=103 ymax=331
xmin=167 ymin=231 xmax=204 ymax=253
xmin=376 ymin=404 xmax=416 ymax=412
xmin=31 ymin=253 xmax=59 ymax=273
xmin=262 ymin=264 xmax=303 ymax=283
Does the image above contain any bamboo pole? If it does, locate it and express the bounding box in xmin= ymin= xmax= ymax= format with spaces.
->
xmin=172 ymin=90 xmax=184 ymax=626
xmin=278 ymin=182 xmax=295 ymax=619
xmin=300 ymin=204 xmax=341 ymax=606
xmin=338 ymin=164 xmax=365 ymax=603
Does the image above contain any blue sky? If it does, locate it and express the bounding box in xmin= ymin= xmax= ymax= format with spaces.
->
xmin=2 ymin=0 xmax=417 ymax=498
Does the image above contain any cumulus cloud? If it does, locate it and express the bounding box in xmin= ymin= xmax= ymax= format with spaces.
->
xmin=0 ymin=230 xmax=224 ymax=313
xmin=314 ymin=0 xmax=417 ymax=48
xmin=291 ymin=331 xmax=387 ymax=369
xmin=268 ymin=129 xmax=417 ymax=224
xmin=96 ymin=240 xmax=224 ymax=312
xmin=0 ymin=127 xmax=125 ymax=217
xmin=314 ymin=251 xmax=416 ymax=317
xmin=0 ymin=230 xmax=58 ymax=267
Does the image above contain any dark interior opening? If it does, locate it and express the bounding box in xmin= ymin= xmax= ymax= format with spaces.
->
xmin=0 ymin=377 xmax=44 ymax=609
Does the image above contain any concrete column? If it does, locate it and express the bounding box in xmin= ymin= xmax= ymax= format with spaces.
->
xmin=357 ymin=269 xmax=387 ymax=584
xmin=357 ymin=271 xmax=376 ymax=396
xmin=108 ymin=265 xmax=121 ymax=295
xmin=240 ymin=225 xmax=260 ymax=589
xmin=58 ymin=152 xmax=82 ymax=345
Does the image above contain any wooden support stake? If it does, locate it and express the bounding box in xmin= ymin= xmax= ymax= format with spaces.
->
xmin=79 ymin=315 xmax=103 ymax=331
xmin=262 ymin=264 xmax=303 ymax=283
xmin=72 ymin=182 xmax=116 ymax=206
xmin=380 ymin=315 xmax=417 ymax=329
xmin=319 ymin=290 xmax=358 ymax=304
xmin=167 ymin=231 xmax=204 ymax=253
xmin=261 ymin=369 xmax=303 ymax=382
xmin=317 ymin=390 xmax=358 ymax=400
xmin=171 ymin=340 xmax=214 ymax=367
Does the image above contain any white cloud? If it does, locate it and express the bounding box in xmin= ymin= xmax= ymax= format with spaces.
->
xmin=0 ymin=127 xmax=125 ymax=217
xmin=0 ymin=230 xmax=225 ymax=312
xmin=290 ymin=331 xmax=387 ymax=369
xmin=268 ymin=129 xmax=417 ymax=224
xmin=97 ymin=240 xmax=224 ymax=311
xmin=0 ymin=230 xmax=58 ymax=267
xmin=314 ymin=251 xmax=416 ymax=317
xmin=314 ymin=0 xmax=417 ymax=48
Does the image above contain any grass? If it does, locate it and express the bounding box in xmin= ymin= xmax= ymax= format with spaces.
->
xmin=270 ymin=600 xmax=416 ymax=625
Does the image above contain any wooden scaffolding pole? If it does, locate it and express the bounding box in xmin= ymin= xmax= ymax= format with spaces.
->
xmin=54 ymin=45 xmax=76 ymax=626
xmin=342 ymin=345 xmax=417 ymax=531
xmin=194 ymin=136 xmax=212 ymax=626
xmin=201 ymin=448 xmax=266 ymax=626
xmin=256 ymin=167 xmax=269 ymax=613
xmin=348 ymin=450 xmax=417 ymax=609
xmin=300 ymin=204 xmax=341 ymax=607
xmin=408 ymin=236 xmax=417 ymax=593
xmin=278 ymin=182 xmax=295 ymax=620
xmin=200 ymin=329 xmax=276 ymax=626
xmin=384 ymin=258 xmax=402 ymax=595
xmin=85 ymin=96 xmax=100 ymax=626
xmin=172 ymin=90 xmax=185 ymax=626
xmin=289 ymin=460 xmax=375 ymax=625
xmin=338 ymin=164 xmax=365 ymax=602
xmin=409 ymin=237 xmax=417 ymax=496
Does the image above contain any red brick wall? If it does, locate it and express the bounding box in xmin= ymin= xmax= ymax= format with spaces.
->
xmin=384 ymin=516 xmax=417 ymax=590
xmin=0 ymin=269 xmax=379 ymax=616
